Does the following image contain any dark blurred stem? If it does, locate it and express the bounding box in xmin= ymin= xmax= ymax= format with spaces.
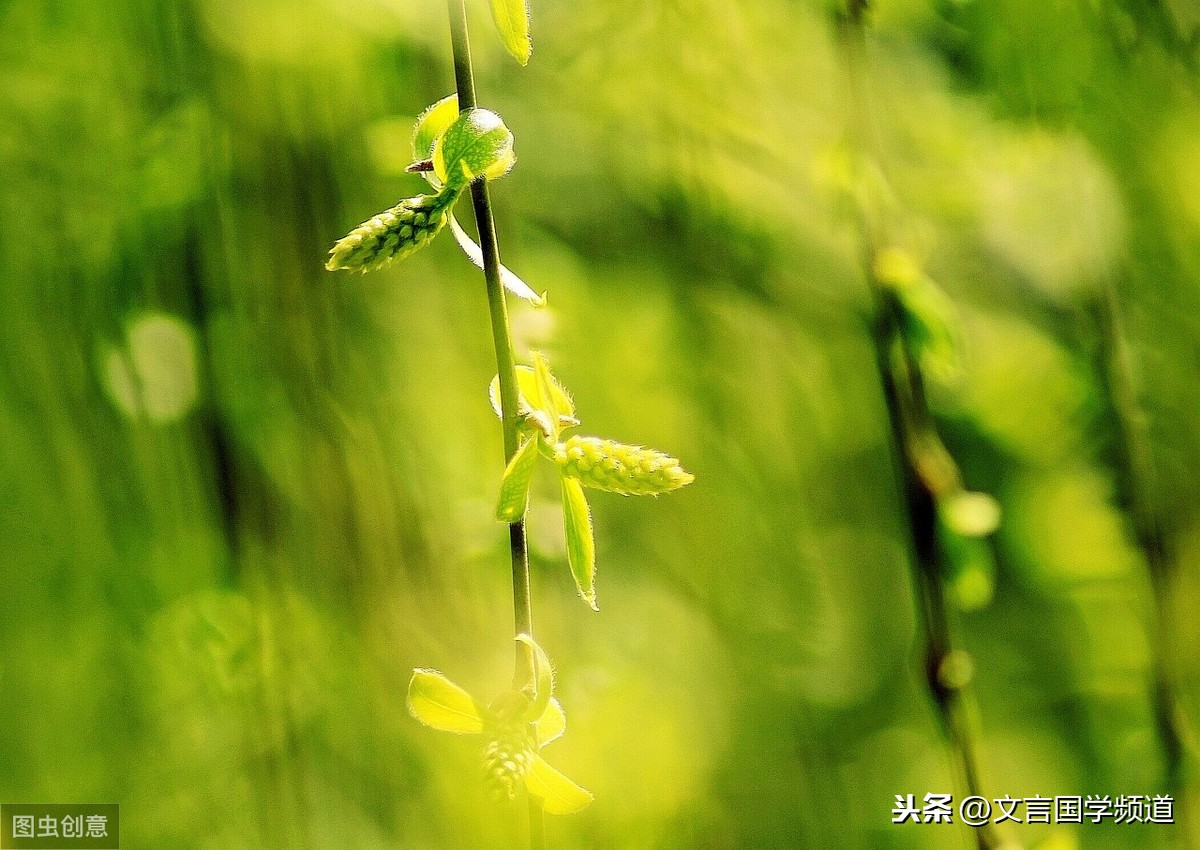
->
xmin=839 ymin=6 xmax=1000 ymax=848
xmin=1090 ymin=281 xmax=1193 ymax=840
xmin=447 ymin=2 xmax=544 ymax=847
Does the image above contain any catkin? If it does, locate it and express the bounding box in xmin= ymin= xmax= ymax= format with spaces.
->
xmin=554 ymin=436 xmax=693 ymax=496
xmin=326 ymin=192 xmax=455 ymax=273
xmin=482 ymin=718 xmax=536 ymax=801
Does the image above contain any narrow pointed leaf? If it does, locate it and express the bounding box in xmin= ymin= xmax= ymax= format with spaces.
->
xmin=449 ymin=214 xmax=545 ymax=306
xmin=515 ymin=633 xmax=554 ymax=720
xmin=561 ymin=476 xmax=597 ymax=610
xmin=488 ymin=0 xmax=532 ymax=65
xmin=496 ymin=437 xmax=540 ymax=522
xmin=526 ymin=754 xmax=593 ymax=814
xmin=407 ymin=669 xmax=485 ymax=734
xmin=531 ymin=351 xmax=561 ymax=440
xmin=534 ymin=697 xmax=566 ymax=748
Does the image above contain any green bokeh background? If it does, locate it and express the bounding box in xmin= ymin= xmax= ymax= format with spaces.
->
xmin=2 ymin=1 xmax=1199 ymax=847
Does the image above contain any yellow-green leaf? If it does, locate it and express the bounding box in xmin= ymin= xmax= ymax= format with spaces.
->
xmin=412 ymin=94 xmax=459 ymax=162
xmin=531 ymin=351 xmax=562 ymax=440
xmin=407 ymin=669 xmax=484 ymax=734
xmin=525 ymin=754 xmax=592 ymax=814
xmin=489 ymin=367 xmax=577 ymax=438
xmin=561 ymin=476 xmax=597 ymax=611
xmin=448 ymin=214 xmax=545 ymax=306
xmin=496 ymin=437 xmax=540 ymax=522
xmin=534 ymin=697 xmax=566 ymax=748
xmin=433 ymin=108 xmax=515 ymax=189
xmin=515 ymin=633 xmax=554 ymax=720
xmin=488 ymin=0 xmax=531 ymax=65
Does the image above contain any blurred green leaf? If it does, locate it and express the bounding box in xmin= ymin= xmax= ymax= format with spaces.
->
xmin=515 ymin=632 xmax=554 ymax=719
xmin=534 ymin=697 xmax=566 ymax=747
xmin=526 ymin=754 xmax=593 ymax=814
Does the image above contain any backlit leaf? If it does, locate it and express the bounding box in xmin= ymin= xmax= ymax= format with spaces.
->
xmin=448 ymin=213 xmax=545 ymax=306
xmin=561 ymin=476 xmax=597 ymax=611
xmin=407 ymin=669 xmax=484 ymax=734
xmin=534 ymin=697 xmax=566 ymax=748
xmin=488 ymin=0 xmax=532 ymax=65
xmin=496 ymin=436 xmax=540 ymax=523
xmin=489 ymin=367 xmax=577 ymax=437
xmin=412 ymin=94 xmax=459 ymax=163
xmin=525 ymin=754 xmax=593 ymax=814
xmin=434 ymin=108 xmax=515 ymax=189
xmin=515 ymin=633 xmax=554 ymax=720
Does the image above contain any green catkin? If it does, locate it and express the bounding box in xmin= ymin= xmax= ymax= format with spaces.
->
xmin=554 ymin=436 xmax=694 ymax=495
xmin=326 ymin=191 xmax=457 ymax=273
xmin=482 ymin=715 xmax=536 ymax=801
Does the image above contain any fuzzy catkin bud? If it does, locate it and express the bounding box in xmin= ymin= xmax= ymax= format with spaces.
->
xmin=326 ymin=192 xmax=454 ymax=273
xmin=554 ymin=436 xmax=694 ymax=495
xmin=482 ymin=718 xmax=536 ymax=801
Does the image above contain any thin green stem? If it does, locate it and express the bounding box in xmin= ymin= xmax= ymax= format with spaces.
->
xmin=1089 ymin=280 xmax=1194 ymax=844
xmin=446 ymin=2 xmax=543 ymax=846
xmin=839 ymin=6 xmax=1001 ymax=848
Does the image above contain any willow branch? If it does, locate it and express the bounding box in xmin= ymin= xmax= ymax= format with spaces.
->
xmin=446 ymin=2 xmax=543 ymax=846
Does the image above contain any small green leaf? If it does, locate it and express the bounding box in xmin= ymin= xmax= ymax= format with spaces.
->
xmin=489 ymin=367 xmax=578 ymax=437
xmin=407 ymin=669 xmax=485 ymax=734
xmin=526 ymin=754 xmax=593 ymax=814
xmin=488 ymin=0 xmax=532 ymax=65
xmin=561 ymin=476 xmax=597 ymax=611
xmin=515 ymin=633 xmax=554 ymax=720
xmin=496 ymin=437 xmax=540 ymax=523
xmin=412 ymin=94 xmax=459 ymax=163
xmin=531 ymin=351 xmax=562 ymax=440
xmin=433 ymin=108 xmax=515 ymax=189
xmin=534 ymin=697 xmax=566 ymax=748
xmin=448 ymin=214 xmax=545 ymax=306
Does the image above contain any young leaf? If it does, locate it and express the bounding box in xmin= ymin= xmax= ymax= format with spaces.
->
xmin=525 ymin=754 xmax=593 ymax=814
xmin=448 ymin=214 xmax=545 ymax=306
xmin=488 ymin=0 xmax=532 ymax=65
xmin=531 ymin=351 xmax=562 ymax=440
xmin=515 ymin=633 xmax=554 ymax=720
xmin=496 ymin=436 xmax=540 ymax=523
xmin=489 ymin=367 xmax=577 ymax=437
xmin=407 ymin=669 xmax=485 ymax=734
xmin=412 ymin=94 xmax=459 ymax=162
xmin=561 ymin=476 xmax=597 ymax=611
xmin=434 ymin=108 xmax=515 ymax=190
xmin=534 ymin=697 xmax=566 ymax=748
